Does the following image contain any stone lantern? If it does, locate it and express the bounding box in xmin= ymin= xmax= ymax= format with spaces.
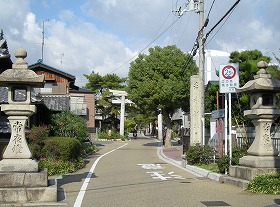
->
xmin=230 ymin=61 xmax=280 ymax=181
xmin=0 ymin=49 xmax=66 ymax=205
xmin=0 ymin=48 xmax=44 ymax=172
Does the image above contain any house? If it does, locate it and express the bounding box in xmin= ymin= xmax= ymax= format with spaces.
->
xmin=29 ymin=60 xmax=96 ymax=139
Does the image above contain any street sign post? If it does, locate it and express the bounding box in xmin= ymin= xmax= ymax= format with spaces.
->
xmin=219 ymin=63 xmax=239 ymax=162
xmin=219 ymin=64 xmax=239 ymax=93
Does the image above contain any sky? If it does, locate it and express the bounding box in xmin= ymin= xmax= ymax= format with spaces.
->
xmin=0 ymin=0 xmax=279 ymax=87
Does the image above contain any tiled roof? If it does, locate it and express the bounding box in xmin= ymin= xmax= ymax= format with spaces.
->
xmin=70 ymin=87 xmax=94 ymax=94
xmin=29 ymin=60 xmax=75 ymax=80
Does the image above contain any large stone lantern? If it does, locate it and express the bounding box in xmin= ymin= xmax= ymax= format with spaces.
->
xmin=0 ymin=49 xmax=66 ymax=205
xmin=230 ymin=61 xmax=280 ymax=182
xmin=0 ymin=48 xmax=44 ymax=172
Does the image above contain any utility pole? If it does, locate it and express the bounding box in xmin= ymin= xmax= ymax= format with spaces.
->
xmin=198 ymin=0 xmax=205 ymax=145
xmin=174 ymin=0 xmax=205 ymax=144
xmin=42 ymin=19 xmax=49 ymax=61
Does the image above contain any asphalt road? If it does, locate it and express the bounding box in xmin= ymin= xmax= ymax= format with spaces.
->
xmin=57 ymin=138 xmax=280 ymax=207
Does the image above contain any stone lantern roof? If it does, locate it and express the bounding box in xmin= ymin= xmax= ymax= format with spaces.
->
xmin=0 ymin=48 xmax=44 ymax=87
xmin=236 ymin=60 xmax=280 ymax=93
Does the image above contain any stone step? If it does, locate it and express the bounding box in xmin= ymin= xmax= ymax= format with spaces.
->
xmin=0 ymin=169 xmax=48 ymax=187
xmin=0 ymin=182 xmax=58 ymax=203
xmin=0 ymin=186 xmax=67 ymax=206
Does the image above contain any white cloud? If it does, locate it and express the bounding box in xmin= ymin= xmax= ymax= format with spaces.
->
xmin=1 ymin=0 xmax=280 ymax=87
xmin=23 ymin=13 xmax=41 ymax=43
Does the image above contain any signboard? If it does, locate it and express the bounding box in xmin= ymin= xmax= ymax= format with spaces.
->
xmin=219 ymin=64 xmax=239 ymax=93
xmin=211 ymin=109 xmax=225 ymax=119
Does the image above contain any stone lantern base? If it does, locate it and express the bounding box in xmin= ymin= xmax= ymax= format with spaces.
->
xmin=239 ymin=155 xmax=280 ymax=168
xmin=229 ymin=165 xmax=280 ymax=181
xmin=0 ymin=169 xmax=67 ymax=206
xmin=0 ymin=159 xmax=38 ymax=172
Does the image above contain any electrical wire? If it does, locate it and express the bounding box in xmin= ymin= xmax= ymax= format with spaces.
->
xmin=109 ymin=12 xmax=180 ymax=74
xmin=181 ymin=0 xmax=241 ymax=77
xmin=206 ymin=0 xmax=216 ymax=21
xmin=205 ymin=4 xmax=238 ymax=46
xmin=204 ymin=0 xmax=241 ymax=41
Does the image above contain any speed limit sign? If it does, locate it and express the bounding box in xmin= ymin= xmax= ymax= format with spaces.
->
xmin=219 ymin=64 xmax=239 ymax=93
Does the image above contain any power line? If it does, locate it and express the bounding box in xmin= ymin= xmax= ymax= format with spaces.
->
xmin=204 ymin=0 xmax=241 ymax=41
xmin=181 ymin=0 xmax=241 ymax=74
xmin=109 ymin=12 xmax=181 ymax=74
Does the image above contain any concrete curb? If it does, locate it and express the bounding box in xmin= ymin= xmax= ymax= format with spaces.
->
xmin=157 ymin=145 xmax=226 ymax=182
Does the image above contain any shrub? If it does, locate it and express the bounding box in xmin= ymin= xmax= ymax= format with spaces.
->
xmin=216 ymin=146 xmax=248 ymax=174
xmin=29 ymin=143 xmax=42 ymax=160
xmin=39 ymin=157 xmax=84 ymax=176
xmin=27 ymin=125 xmax=50 ymax=160
xmin=81 ymin=142 xmax=98 ymax=156
xmin=50 ymin=111 xmax=88 ymax=142
xmin=42 ymin=137 xmax=82 ymax=161
xmin=217 ymin=155 xmax=230 ymax=174
xmin=26 ymin=125 xmax=49 ymax=144
xmin=98 ymin=130 xmax=127 ymax=140
xmin=247 ymin=172 xmax=280 ymax=194
xmin=232 ymin=146 xmax=248 ymax=165
xmin=186 ymin=143 xmax=213 ymax=165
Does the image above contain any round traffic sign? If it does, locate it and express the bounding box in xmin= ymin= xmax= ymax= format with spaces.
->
xmin=222 ymin=65 xmax=236 ymax=79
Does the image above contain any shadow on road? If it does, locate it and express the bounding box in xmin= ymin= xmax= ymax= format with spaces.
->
xmin=56 ymin=169 xmax=97 ymax=188
xmin=143 ymin=141 xmax=161 ymax=147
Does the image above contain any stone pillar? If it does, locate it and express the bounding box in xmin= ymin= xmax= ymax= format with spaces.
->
xmin=157 ymin=109 xmax=163 ymax=140
xmin=190 ymin=75 xmax=202 ymax=145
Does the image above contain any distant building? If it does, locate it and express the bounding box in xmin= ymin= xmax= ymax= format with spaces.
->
xmin=195 ymin=49 xmax=230 ymax=85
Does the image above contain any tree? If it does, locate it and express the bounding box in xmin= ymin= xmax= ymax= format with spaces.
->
xmin=84 ymin=72 xmax=127 ymax=119
xmin=128 ymin=45 xmax=198 ymax=147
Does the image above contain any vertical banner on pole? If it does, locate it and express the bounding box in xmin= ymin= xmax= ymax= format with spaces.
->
xmin=219 ymin=64 xmax=239 ymax=160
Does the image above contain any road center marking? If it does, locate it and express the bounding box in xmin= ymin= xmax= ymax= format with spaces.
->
xmin=73 ymin=143 xmax=128 ymax=207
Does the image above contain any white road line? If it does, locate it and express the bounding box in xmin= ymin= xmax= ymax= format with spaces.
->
xmin=73 ymin=143 xmax=128 ymax=207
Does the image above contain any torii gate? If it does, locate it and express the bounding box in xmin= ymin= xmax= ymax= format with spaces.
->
xmin=109 ymin=89 xmax=133 ymax=136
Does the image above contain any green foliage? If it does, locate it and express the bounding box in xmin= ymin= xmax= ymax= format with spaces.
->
xmin=26 ymin=125 xmax=49 ymax=143
xmin=39 ymin=157 xmax=84 ymax=176
xmin=29 ymin=143 xmax=43 ymax=160
xmin=195 ymin=163 xmax=219 ymax=173
xmin=186 ymin=143 xmax=213 ymax=165
xmin=217 ymin=155 xmax=230 ymax=174
xmin=247 ymin=172 xmax=280 ymax=194
xmin=50 ymin=111 xmax=88 ymax=142
xmin=82 ymin=142 xmax=98 ymax=155
xmin=84 ymin=72 xmax=127 ymax=118
xmin=27 ymin=125 xmax=50 ymax=160
xmin=42 ymin=137 xmax=82 ymax=161
xmin=217 ymin=146 xmax=248 ymax=174
xmin=231 ymin=146 xmax=248 ymax=165
xmin=98 ymin=130 xmax=127 ymax=140
xmin=128 ymin=45 xmax=197 ymax=115
xmin=128 ymin=45 xmax=197 ymax=146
